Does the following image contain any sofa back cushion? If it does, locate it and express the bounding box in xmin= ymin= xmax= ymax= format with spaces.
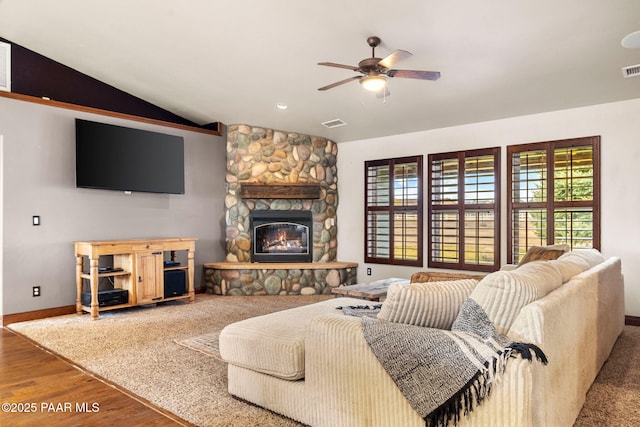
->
xmin=377 ymin=279 xmax=479 ymax=329
xmin=548 ymin=257 xmax=590 ymax=283
xmin=468 ymin=261 xmax=563 ymax=335
xmin=558 ymin=248 xmax=605 ymax=269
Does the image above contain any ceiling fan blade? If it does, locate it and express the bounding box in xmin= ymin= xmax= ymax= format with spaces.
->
xmin=378 ymin=49 xmax=412 ymax=69
xmin=318 ymin=62 xmax=359 ymax=71
xmin=318 ymin=76 xmax=361 ymax=91
xmin=387 ymin=69 xmax=441 ymax=80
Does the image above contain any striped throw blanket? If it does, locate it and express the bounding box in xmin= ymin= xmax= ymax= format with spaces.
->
xmin=362 ymin=298 xmax=547 ymax=427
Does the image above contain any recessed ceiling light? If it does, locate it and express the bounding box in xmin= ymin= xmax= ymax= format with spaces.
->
xmin=276 ymin=103 xmax=288 ymax=110
xmin=622 ymin=30 xmax=640 ymax=48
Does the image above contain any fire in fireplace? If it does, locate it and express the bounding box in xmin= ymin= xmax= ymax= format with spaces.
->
xmin=250 ymin=210 xmax=313 ymax=262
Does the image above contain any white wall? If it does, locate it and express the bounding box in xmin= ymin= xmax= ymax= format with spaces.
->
xmin=337 ymin=98 xmax=640 ymax=316
xmin=0 ymin=96 xmax=227 ymax=316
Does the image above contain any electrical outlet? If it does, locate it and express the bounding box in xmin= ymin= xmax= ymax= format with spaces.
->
xmin=366 ymin=267 xmax=372 ymax=276
xmin=32 ymin=286 xmax=41 ymax=297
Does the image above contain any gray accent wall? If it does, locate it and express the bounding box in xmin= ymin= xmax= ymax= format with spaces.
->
xmin=0 ymin=96 xmax=226 ymax=316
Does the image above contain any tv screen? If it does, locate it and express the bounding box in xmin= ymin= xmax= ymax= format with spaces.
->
xmin=75 ymin=119 xmax=185 ymax=194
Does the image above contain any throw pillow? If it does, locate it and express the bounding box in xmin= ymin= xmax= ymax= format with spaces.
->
xmin=410 ymin=271 xmax=485 ymax=283
xmin=377 ymin=279 xmax=479 ymax=330
xmin=466 ymin=261 xmax=563 ymax=335
xmin=518 ymin=244 xmax=570 ymax=266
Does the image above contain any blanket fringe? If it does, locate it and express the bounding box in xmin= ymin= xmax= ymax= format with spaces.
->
xmin=425 ymin=344 xmax=547 ymax=427
xmin=425 ymin=365 xmax=494 ymax=427
xmin=507 ymin=342 xmax=548 ymax=365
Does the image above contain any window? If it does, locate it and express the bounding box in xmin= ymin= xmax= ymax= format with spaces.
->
xmin=365 ymin=156 xmax=423 ymax=266
xmin=428 ymin=148 xmax=501 ymax=272
xmin=507 ymin=136 xmax=600 ymax=263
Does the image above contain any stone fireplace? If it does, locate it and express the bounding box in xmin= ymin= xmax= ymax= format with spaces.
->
xmin=203 ymin=124 xmax=358 ymax=296
xmin=223 ymin=125 xmax=339 ymax=263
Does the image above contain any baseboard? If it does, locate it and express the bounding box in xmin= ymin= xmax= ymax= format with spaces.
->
xmin=626 ymin=315 xmax=640 ymax=326
xmin=2 ymin=305 xmax=77 ymax=326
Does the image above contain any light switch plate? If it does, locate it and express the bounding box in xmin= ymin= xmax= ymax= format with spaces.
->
xmin=32 ymin=215 xmax=40 ymax=226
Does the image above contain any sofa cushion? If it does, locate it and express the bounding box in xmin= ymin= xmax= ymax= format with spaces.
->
xmin=549 ymin=257 xmax=590 ymax=283
xmin=377 ymin=279 xmax=479 ymax=329
xmin=467 ymin=261 xmax=563 ymax=335
xmin=518 ymin=244 xmax=570 ymax=266
xmin=558 ymin=248 xmax=605 ymax=269
xmin=219 ymin=297 xmax=364 ymax=381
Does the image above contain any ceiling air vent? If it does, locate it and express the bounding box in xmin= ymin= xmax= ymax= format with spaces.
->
xmin=622 ymin=64 xmax=640 ymax=78
xmin=321 ymin=119 xmax=347 ymax=129
xmin=0 ymin=41 xmax=10 ymax=91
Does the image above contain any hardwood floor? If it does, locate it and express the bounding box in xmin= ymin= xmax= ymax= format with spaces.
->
xmin=0 ymin=328 xmax=193 ymax=426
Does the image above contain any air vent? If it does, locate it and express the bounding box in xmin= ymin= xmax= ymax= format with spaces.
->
xmin=321 ymin=119 xmax=347 ymax=128
xmin=0 ymin=41 xmax=10 ymax=91
xmin=622 ymin=64 xmax=640 ymax=78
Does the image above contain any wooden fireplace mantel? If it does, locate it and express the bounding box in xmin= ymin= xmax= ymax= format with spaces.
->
xmin=239 ymin=183 xmax=321 ymax=199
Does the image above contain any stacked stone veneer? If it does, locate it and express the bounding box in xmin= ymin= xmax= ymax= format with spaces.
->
xmin=205 ymin=124 xmax=357 ymax=295
xmin=204 ymin=265 xmax=358 ymax=296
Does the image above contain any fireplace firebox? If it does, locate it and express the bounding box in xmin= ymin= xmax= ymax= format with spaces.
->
xmin=250 ymin=210 xmax=313 ymax=263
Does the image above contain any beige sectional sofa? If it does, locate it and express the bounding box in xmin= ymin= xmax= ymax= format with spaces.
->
xmin=219 ymin=249 xmax=624 ymax=426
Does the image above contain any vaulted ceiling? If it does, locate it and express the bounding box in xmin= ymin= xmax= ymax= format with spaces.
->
xmin=1 ymin=0 xmax=639 ymax=142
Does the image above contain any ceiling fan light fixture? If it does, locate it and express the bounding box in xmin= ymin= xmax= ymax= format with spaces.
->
xmin=622 ymin=30 xmax=640 ymax=48
xmin=360 ymin=75 xmax=387 ymax=92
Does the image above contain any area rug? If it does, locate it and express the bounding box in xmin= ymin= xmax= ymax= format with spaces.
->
xmin=7 ymin=294 xmax=640 ymax=427
xmin=8 ymin=294 xmax=333 ymax=427
xmin=175 ymin=329 xmax=224 ymax=362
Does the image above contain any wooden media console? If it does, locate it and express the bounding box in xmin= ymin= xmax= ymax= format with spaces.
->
xmin=75 ymin=238 xmax=197 ymax=319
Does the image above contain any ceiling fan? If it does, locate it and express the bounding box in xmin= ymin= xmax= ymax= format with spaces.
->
xmin=317 ymin=36 xmax=440 ymax=94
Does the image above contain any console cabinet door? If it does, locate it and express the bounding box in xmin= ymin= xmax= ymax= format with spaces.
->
xmin=136 ymin=251 xmax=164 ymax=304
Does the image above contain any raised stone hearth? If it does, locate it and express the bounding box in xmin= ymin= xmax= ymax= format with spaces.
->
xmin=204 ymin=262 xmax=357 ymax=296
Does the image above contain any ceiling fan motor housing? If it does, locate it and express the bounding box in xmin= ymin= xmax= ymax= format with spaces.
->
xmin=358 ymin=57 xmax=385 ymax=72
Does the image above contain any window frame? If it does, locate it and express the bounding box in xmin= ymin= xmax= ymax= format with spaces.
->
xmin=427 ymin=147 xmax=501 ymax=272
xmin=507 ymin=136 xmax=601 ymax=264
xmin=364 ymin=155 xmax=423 ymax=267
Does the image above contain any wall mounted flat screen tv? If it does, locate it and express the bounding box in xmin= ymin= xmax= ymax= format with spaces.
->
xmin=75 ymin=119 xmax=185 ymax=194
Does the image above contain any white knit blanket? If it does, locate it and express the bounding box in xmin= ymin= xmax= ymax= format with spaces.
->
xmin=362 ymin=298 xmax=547 ymax=427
